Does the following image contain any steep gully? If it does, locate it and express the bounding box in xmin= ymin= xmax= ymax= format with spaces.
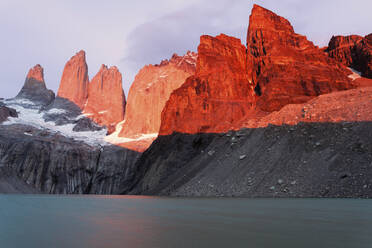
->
xmin=1 ymin=4 xmax=372 ymax=196
xmin=0 ymin=123 xmax=140 ymax=194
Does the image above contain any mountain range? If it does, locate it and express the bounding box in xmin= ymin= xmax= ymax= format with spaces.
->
xmin=1 ymin=4 xmax=372 ymax=197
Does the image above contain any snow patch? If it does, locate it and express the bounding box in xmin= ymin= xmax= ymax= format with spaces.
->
xmin=104 ymin=120 xmax=158 ymax=144
xmin=348 ymin=68 xmax=362 ymax=81
xmin=2 ymin=102 xmax=108 ymax=146
xmin=47 ymin=108 xmax=67 ymax=115
xmin=98 ymin=110 xmax=108 ymax=114
xmin=106 ymin=133 xmax=158 ymax=144
xmin=185 ymin=60 xmax=196 ymax=66
xmin=104 ymin=120 xmax=125 ymax=143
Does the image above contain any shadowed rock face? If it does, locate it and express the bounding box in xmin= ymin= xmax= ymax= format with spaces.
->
xmin=326 ymin=34 xmax=372 ymax=79
xmin=129 ymin=121 xmax=372 ymax=198
xmin=0 ymin=167 xmax=41 ymax=193
xmin=1 ymin=74 xmax=138 ymax=194
xmin=16 ymin=65 xmax=55 ymax=105
xmin=246 ymin=4 xmax=354 ymax=112
xmin=129 ymin=84 xmax=372 ymax=197
xmin=119 ymin=52 xmax=196 ymax=139
xmin=0 ymin=124 xmax=140 ymax=194
xmin=159 ymin=34 xmax=254 ymax=135
xmin=42 ymin=97 xmax=103 ymax=134
xmin=57 ymin=50 xmax=89 ymax=109
xmin=84 ymin=65 xmax=126 ymax=133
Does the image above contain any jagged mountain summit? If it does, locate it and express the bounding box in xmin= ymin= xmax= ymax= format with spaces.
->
xmin=57 ymin=51 xmax=127 ymax=134
xmin=57 ymin=50 xmax=89 ymax=109
xmin=16 ymin=64 xmax=55 ymax=106
xmin=0 ymin=63 xmax=138 ymax=194
xmin=246 ymin=4 xmax=353 ymax=112
xmin=84 ymin=65 xmax=126 ymax=134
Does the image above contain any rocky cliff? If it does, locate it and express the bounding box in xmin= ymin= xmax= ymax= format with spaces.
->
xmin=159 ymin=5 xmax=355 ymax=136
xmin=57 ymin=51 xmax=127 ymax=134
xmin=246 ymin=4 xmax=354 ymax=112
xmin=84 ymin=65 xmax=126 ymax=133
xmin=126 ymin=5 xmax=372 ymax=197
xmin=16 ymin=65 xmax=55 ymax=106
xmin=326 ymin=34 xmax=372 ymax=78
xmin=107 ymin=52 xmax=196 ymax=151
xmin=1 ymin=4 xmax=371 ymax=197
xmin=0 ymin=63 xmax=139 ymax=194
xmin=57 ymin=51 xmax=89 ymax=109
xmin=0 ymin=124 xmax=140 ymax=194
xmin=160 ymin=34 xmax=254 ymax=135
xmin=129 ymin=87 xmax=372 ymax=197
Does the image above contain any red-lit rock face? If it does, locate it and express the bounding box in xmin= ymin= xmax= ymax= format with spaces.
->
xmin=159 ymin=34 xmax=254 ymax=135
xmin=56 ymin=51 xmax=126 ymax=133
xmin=326 ymin=34 xmax=372 ymax=79
xmin=242 ymin=86 xmax=372 ymax=129
xmin=84 ymin=65 xmax=126 ymax=133
xmin=159 ymin=51 xmax=197 ymax=75
xmin=57 ymin=50 xmax=89 ymax=109
xmin=26 ymin=64 xmax=44 ymax=83
xmin=119 ymin=52 xmax=196 ymax=138
xmin=158 ymin=4 xmax=356 ymax=136
xmin=247 ymin=4 xmax=354 ymax=112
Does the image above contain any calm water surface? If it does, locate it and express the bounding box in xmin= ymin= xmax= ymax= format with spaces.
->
xmin=0 ymin=196 xmax=371 ymax=248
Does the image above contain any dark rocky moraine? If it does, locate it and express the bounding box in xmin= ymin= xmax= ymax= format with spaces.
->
xmin=128 ymin=122 xmax=372 ymax=197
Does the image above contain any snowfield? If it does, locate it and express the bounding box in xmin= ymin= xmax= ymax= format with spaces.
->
xmin=47 ymin=108 xmax=67 ymax=115
xmin=104 ymin=119 xmax=158 ymax=144
xmin=2 ymin=98 xmax=108 ymax=146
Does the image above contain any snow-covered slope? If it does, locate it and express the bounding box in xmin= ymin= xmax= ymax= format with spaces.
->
xmin=2 ymin=98 xmax=108 ymax=146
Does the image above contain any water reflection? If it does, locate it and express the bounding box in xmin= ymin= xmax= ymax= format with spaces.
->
xmin=0 ymin=196 xmax=372 ymax=248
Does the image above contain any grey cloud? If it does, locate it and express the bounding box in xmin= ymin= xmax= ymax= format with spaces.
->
xmin=121 ymin=0 xmax=371 ymax=92
xmin=120 ymin=0 xmax=251 ymax=90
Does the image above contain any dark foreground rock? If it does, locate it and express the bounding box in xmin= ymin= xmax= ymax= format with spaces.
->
xmin=0 ymin=167 xmax=41 ymax=194
xmin=128 ymin=122 xmax=372 ymax=198
xmin=0 ymin=105 xmax=17 ymax=124
xmin=0 ymin=124 xmax=140 ymax=194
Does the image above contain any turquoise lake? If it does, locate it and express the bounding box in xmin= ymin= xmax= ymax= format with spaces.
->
xmin=0 ymin=196 xmax=371 ymax=248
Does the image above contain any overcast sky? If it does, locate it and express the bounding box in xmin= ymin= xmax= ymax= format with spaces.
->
xmin=0 ymin=0 xmax=371 ymax=98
